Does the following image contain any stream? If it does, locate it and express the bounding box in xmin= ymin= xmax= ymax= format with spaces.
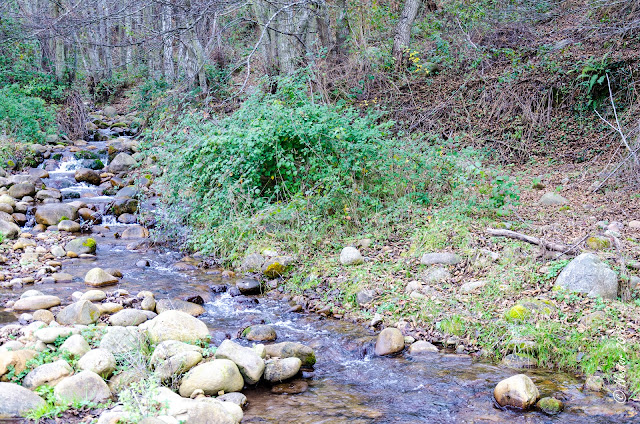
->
xmin=0 ymin=134 xmax=637 ymax=423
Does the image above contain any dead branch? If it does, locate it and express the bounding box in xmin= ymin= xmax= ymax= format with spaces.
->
xmin=486 ymin=228 xmax=578 ymax=253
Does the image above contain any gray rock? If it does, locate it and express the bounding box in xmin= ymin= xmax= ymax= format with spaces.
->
xmin=100 ymin=326 xmax=145 ymax=354
xmin=56 ymin=300 xmax=101 ymax=325
xmin=78 ymin=348 xmax=116 ymax=378
xmin=143 ymin=310 xmax=209 ymax=344
xmin=356 ymin=289 xmax=375 ymax=305
xmin=217 ymin=392 xmax=247 ymax=408
xmin=242 ymin=325 xmax=277 ymax=342
xmin=555 ymin=253 xmax=618 ymax=299
xmin=374 ymin=327 xmax=405 ymax=356
xmin=8 ymin=182 xmax=36 ymax=199
xmin=13 ymin=295 xmax=61 ymax=311
xmin=121 ymin=225 xmax=149 ymax=239
xmin=539 ymin=192 xmax=568 ymax=206
xmin=0 ymin=220 xmax=20 ymax=240
xmin=0 ymin=382 xmax=46 ymax=417
xmin=58 ymin=220 xmax=81 ymax=232
xmin=460 ymin=280 xmax=486 ymax=294
xmin=150 ymin=340 xmax=203 ymax=382
xmin=236 ymin=278 xmax=261 ymax=295
xmin=264 ymin=342 xmax=316 ymax=366
xmin=109 ymin=309 xmax=148 ymax=326
xmin=60 ymin=334 xmax=90 ymax=358
xmin=54 ymin=370 xmax=111 ymax=404
xmin=215 ymin=340 xmax=265 ymax=384
xmin=494 ymin=374 xmax=539 ymax=409
xmin=339 ymin=246 xmax=363 ymax=265
xmin=75 ymin=168 xmax=101 ymax=185
xmin=109 ymin=152 xmax=137 ymax=173
xmin=421 ymin=266 xmax=451 ymax=283
xmin=84 ymin=268 xmax=118 ymax=287
xmin=65 ymin=237 xmax=97 ymax=255
xmin=110 ymin=198 xmax=138 ymax=216
xmin=408 ymin=340 xmax=438 ymax=355
xmin=115 ymin=186 xmax=137 ymax=199
xmin=420 ymin=252 xmax=461 ymax=265
xmin=239 ymin=253 xmax=264 ymax=272
xmin=179 ymin=359 xmax=244 ymax=397
xmin=263 ymin=357 xmax=301 ymax=382
xmin=34 ymin=327 xmax=72 ymax=344
xmin=35 ymin=203 xmax=78 ymax=226
xmin=80 ymin=290 xmax=107 ymax=302
xmin=35 ymin=189 xmax=62 ymax=201
xmin=155 ymin=298 xmax=205 ymax=316
xmin=23 ymin=360 xmax=72 ymax=389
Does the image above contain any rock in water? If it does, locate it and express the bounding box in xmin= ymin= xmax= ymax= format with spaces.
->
xmin=143 ymin=310 xmax=209 ymax=344
xmin=35 ymin=203 xmax=78 ymax=226
xmin=263 ymin=357 xmax=302 ymax=382
xmin=340 ymin=246 xmax=363 ymax=265
xmin=374 ymin=327 xmax=405 ymax=356
xmin=8 ymin=182 xmax=36 ymax=199
xmin=84 ymin=267 xmax=118 ymax=287
xmin=236 ymin=279 xmax=261 ymax=295
xmin=155 ymin=298 xmax=205 ymax=316
xmin=555 ymin=253 xmax=618 ymax=299
xmin=58 ymin=220 xmax=81 ymax=232
xmin=0 ymin=382 xmax=46 ymax=417
xmin=494 ymin=374 xmax=539 ymax=409
xmin=109 ymin=152 xmax=137 ymax=173
xmin=264 ymin=342 xmax=316 ymax=366
xmin=242 ymin=325 xmax=277 ymax=342
xmin=537 ymin=397 xmax=563 ymax=415
xmin=408 ymin=340 xmax=438 ymax=355
xmin=121 ymin=225 xmax=149 ymax=239
xmin=214 ymin=340 xmax=265 ymax=384
xmin=65 ymin=236 xmax=97 ymax=255
xmin=179 ymin=359 xmax=244 ymax=397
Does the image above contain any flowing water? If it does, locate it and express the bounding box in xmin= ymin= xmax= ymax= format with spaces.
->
xmin=1 ymin=135 xmax=637 ymax=423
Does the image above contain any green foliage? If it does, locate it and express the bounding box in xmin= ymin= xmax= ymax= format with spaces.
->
xmin=575 ymin=56 xmax=612 ymax=109
xmin=489 ymin=175 xmax=520 ymax=216
xmin=0 ymin=85 xmax=57 ymax=144
xmin=24 ymin=384 xmax=112 ymax=421
xmin=151 ymin=74 xmax=475 ymax=259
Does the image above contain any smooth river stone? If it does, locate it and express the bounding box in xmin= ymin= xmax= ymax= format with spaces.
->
xmin=13 ymin=295 xmax=61 ymax=311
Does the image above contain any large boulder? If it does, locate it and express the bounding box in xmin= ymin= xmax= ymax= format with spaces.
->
xmin=77 ymin=349 xmax=116 ymax=378
xmin=100 ymin=326 xmax=145 ymax=354
xmin=263 ymin=357 xmax=301 ymax=382
xmin=215 ymin=340 xmax=265 ymax=385
xmin=8 ymin=182 xmax=36 ymax=199
xmin=0 ymin=382 xmax=46 ymax=418
xmin=109 ymin=309 xmax=148 ymax=326
xmin=264 ymin=342 xmax=316 ymax=366
xmin=150 ymin=340 xmax=203 ymax=382
xmin=84 ymin=268 xmax=118 ymax=287
xmin=242 ymin=324 xmax=277 ymax=342
xmin=54 ymin=370 xmax=111 ymax=404
xmin=0 ymin=350 xmax=38 ymax=377
xmin=65 ymin=237 xmax=97 ymax=255
xmin=555 ymin=253 xmax=618 ymax=299
xmin=23 ymin=360 xmax=72 ymax=389
xmin=110 ymin=198 xmax=138 ymax=216
xmin=0 ymin=220 xmax=20 ymax=240
xmin=149 ymin=387 xmax=242 ymax=424
xmin=494 ymin=374 xmax=539 ymax=409
xmin=109 ymin=152 xmax=137 ymax=173
xmin=75 ymin=168 xmax=101 ymax=185
xmin=56 ymin=300 xmax=101 ymax=325
xmin=143 ymin=310 xmax=209 ymax=344
xmin=179 ymin=359 xmax=244 ymax=397
xmin=155 ymin=298 xmax=205 ymax=316
xmin=13 ymin=295 xmax=61 ymax=311
xmin=374 ymin=327 xmax=405 ymax=356
xmin=121 ymin=225 xmax=149 ymax=239
xmin=35 ymin=203 xmax=78 ymax=226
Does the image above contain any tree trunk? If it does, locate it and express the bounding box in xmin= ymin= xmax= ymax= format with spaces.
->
xmin=53 ymin=1 xmax=65 ymax=81
xmin=334 ymin=0 xmax=350 ymax=58
xmin=392 ymin=0 xmax=421 ymax=64
xmin=162 ymin=3 xmax=175 ymax=83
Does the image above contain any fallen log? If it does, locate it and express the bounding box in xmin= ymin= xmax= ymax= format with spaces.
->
xmin=486 ymin=228 xmax=577 ymax=253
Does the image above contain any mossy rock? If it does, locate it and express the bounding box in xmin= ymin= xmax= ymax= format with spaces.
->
xmin=537 ymin=397 xmax=563 ymax=415
xmin=586 ymin=236 xmax=610 ymax=250
xmin=505 ymin=304 xmax=531 ymax=322
xmin=65 ymin=237 xmax=97 ymax=255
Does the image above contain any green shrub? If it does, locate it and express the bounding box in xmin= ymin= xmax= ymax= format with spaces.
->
xmin=150 ymin=74 xmax=477 ymax=258
xmin=0 ymin=85 xmax=56 ymax=143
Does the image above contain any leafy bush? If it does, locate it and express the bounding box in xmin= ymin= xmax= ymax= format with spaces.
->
xmin=150 ymin=74 xmax=477 ymax=258
xmin=0 ymin=85 xmax=56 ymax=143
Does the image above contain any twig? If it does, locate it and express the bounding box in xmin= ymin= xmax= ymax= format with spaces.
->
xmin=486 ymin=228 xmax=576 ymax=253
xmin=591 ymin=144 xmax=640 ymax=192
xmin=553 ymin=234 xmax=589 ymax=259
